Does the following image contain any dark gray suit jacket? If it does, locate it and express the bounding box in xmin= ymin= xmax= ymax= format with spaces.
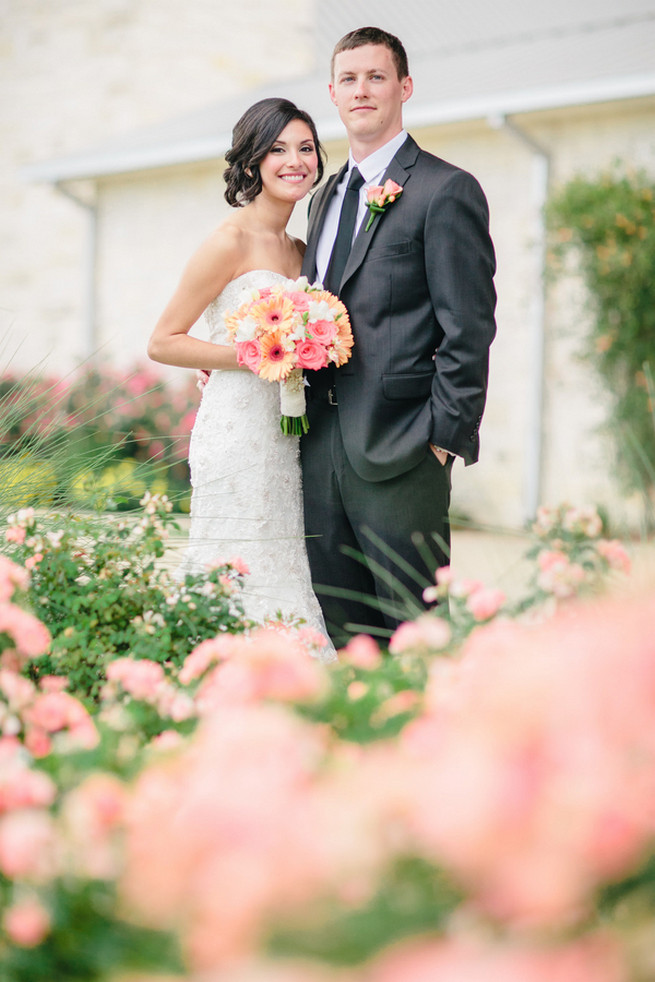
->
xmin=302 ymin=134 xmax=497 ymax=482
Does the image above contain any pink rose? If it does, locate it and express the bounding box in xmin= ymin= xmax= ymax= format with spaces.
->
xmin=389 ymin=614 xmax=451 ymax=655
xmin=228 ymin=555 xmax=250 ymax=576
xmin=5 ymin=526 xmax=26 ymax=545
xmin=597 ymin=539 xmax=631 ymax=574
xmin=340 ymin=634 xmax=382 ymax=669
xmin=0 ymin=668 xmax=35 ymax=709
xmin=23 ymin=727 xmax=52 ymax=758
xmin=0 ymin=808 xmax=58 ymax=879
xmin=235 ymin=338 xmax=262 ymax=373
xmin=179 ymin=635 xmax=237 ymax=684
xmin=466 ymin=586 xmax=506 ymax=621
xmin=308 ymin=320 xmax=337 ymax=345
xmin=3 ymin=898 xmax=51 ymax=947
xmin=106 ymin=658 xmax=165 ymax=701
xmin=287 ymin=290 xmax=311 ymax=312
xmin=295 ymin=339 xmax=329 ymax=371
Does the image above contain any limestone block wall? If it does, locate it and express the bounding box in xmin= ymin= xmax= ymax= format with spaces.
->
xmin=1 ymin=0 xmax=315 ymax=374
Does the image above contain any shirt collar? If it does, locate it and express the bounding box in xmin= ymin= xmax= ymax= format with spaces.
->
xmin=347 ymin=130 xmax=408 ymax=186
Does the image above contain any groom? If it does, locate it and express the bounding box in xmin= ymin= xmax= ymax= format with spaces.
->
xmin=300 ymin=26 xmax=497 ymax=647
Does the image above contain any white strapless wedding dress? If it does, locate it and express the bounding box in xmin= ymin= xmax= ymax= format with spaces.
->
xmin=181 ymin=270 xmax=333 ymax=658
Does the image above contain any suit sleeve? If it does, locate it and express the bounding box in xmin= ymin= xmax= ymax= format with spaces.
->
xmin=424 ymin=168 xmax=497 ymax=464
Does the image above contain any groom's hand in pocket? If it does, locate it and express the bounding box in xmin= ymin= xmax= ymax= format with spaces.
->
xmin=429 ymin=443 xmax=451 ymax=466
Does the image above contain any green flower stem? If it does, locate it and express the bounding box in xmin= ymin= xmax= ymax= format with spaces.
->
xmin=365 ymin=203 xmax=386 ymax=232
xmin=280 ymin=414 xmax=310 ymax=435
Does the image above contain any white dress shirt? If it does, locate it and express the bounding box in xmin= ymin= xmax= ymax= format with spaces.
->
xmin=315 ymin=130 xmax=408 ymax=284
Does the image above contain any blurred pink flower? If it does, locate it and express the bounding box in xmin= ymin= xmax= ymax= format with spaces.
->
xmin=295 ymin=625 xmax=329 ymax=651
xmin=106 ymin=657 xmax=165 ymax=700
xmin=389 ymin=614 xmax=451 ymax=655
xmin=0 ymin=555 xmax=29 ymax=600
xmin=393 ymin=592 xmax=655 ymax=925
xmin=347 ymin=680 xmax=369 ymax=701
xmin=229 ymin=556 xmax=251 ymax=576
xmin=597 ymin=539 xmax=631 ymax=574
xmin=23 ymin=726 xmax=52 ymax=758
xmin=562 ymin=505 xmax=603 ymax=539
xmin=25 ymin=689 xmax=97 ymax=741
xmin=149 ymin=729 xmax=185 ymax=752
xmin=121 ymin=704 xmax=333 ymax=968
xmin=369 ymin=935 xmax=625 ymax=982
xmin=0 ymin=668 xmax=35 ymax=710
xmin=3 ymin=897 xmax=51 ymax=948
xmin=466 ymin=586 xmax=506 ymax=621
xmin=435 ymin=565 xmax=456 ymax=587
xmin=39 ymin=675 xmax=68 ymax=693
xmin=61 ymin=772 xmax=127 ymax=879
xmin=0 ymin=603 xmax=51 ymax=663
xmin=0 ymin=743 xmax=56 ymax=813
xmin=536 ymin=550 xmax=586 ymax=598
xmin=0 ymin=807 xmax=58 ymax=880
xmin=339 ymin=634 xmax=382 ymax=669
xmin=179 ymin=635 xmax=238 ymax=684
xmin=194 ymin=629 xmax=327 ymax=711
xmin=5 ymin=526 xmax=26 ymax=545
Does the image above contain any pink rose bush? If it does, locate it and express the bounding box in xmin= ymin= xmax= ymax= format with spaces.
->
xmin=0 ymin=495 xmax=653 ymax=980
xmin=1 ymin=364 xmax=200 ymax=512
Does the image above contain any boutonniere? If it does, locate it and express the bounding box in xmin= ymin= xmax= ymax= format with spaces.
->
xmin=364 ymin=179 xmax=404 ymax=231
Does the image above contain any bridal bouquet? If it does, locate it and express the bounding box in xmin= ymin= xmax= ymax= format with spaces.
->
xmin=224 ymin=276 xmax=354 ymax=435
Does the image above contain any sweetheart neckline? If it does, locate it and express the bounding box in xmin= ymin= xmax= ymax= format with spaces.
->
xmin=226 ymin=269 xmax=292 ymax=288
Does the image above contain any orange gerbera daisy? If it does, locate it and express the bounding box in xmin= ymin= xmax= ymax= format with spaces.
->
xmin=250 ymin=293 xmax=297 ymax=335
xmin=258 ymin=331 xmax=296 ymax=381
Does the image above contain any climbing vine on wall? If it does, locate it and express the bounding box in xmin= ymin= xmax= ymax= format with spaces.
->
xmin=547 ymin=166 xmax=655 ymax=508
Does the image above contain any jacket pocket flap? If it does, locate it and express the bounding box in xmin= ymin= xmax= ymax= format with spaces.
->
xmin=382 ymin=372 xmax=433 ymax=400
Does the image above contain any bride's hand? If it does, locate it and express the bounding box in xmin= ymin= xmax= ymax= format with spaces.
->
xmin=196 ymin=369 xmax=211 ymax=391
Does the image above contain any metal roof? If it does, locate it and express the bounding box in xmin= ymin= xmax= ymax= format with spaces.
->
xmin=24 ymin=1 xmax=655 ymax=183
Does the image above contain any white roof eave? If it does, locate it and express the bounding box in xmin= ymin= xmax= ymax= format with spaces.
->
xmin=22 ymin=72 xmax=655 ymax=185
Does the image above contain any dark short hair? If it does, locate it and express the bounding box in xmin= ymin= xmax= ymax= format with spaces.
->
xmin=223 ymin=97 xmax=325 ymax=207
xmin=331 ymin=27 xmax=409 ymax=81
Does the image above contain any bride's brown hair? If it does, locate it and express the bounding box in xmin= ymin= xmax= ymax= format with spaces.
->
xmin=224 ymin=98 xmax=325 ymax=207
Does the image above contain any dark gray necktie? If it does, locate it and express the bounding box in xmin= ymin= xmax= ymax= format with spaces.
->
xmin=323 ymin=167 xmax=364 ymax=295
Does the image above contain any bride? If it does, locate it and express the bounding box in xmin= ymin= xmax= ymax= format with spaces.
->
xmin=148 ymin=97 xmax=334 ymax=656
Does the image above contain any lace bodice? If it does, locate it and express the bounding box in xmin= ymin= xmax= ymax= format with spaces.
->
xmin=180 ymin=270 xmax=334 ymax=661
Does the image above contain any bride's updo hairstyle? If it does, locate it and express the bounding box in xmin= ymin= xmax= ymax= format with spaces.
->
xmin=224 ymin=97 xmax=325 ymax=207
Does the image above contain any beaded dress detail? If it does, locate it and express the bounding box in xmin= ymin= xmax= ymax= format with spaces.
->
xmin=181 ymin=270 xmax=333 ymax=656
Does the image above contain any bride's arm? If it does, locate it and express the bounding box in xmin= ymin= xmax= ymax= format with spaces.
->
xmin=147 ymin=227 xmax=243 ymax=370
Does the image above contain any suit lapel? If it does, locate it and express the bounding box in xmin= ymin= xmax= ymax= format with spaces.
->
xmin=340 ymin=136 xmax=420 ymax=291
xmin=303 ymin=165 xmax=346 ymax=281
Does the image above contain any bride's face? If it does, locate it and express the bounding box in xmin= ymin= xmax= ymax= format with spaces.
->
xmin=258 ymin=119 xmax=318 ymax=202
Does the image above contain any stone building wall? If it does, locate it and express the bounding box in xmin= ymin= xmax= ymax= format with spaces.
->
xmin=1 ymin=0 xmax=315 ymax=373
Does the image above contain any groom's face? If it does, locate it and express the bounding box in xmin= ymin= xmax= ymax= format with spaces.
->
xmin=329 ymin=43 xmax=413 ymax=156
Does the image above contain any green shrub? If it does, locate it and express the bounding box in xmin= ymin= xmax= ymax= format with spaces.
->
xmin=547 ymin=166 xmax=655 ymax=509
xmin=3 ymin=494 xmax=250 ymax=702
